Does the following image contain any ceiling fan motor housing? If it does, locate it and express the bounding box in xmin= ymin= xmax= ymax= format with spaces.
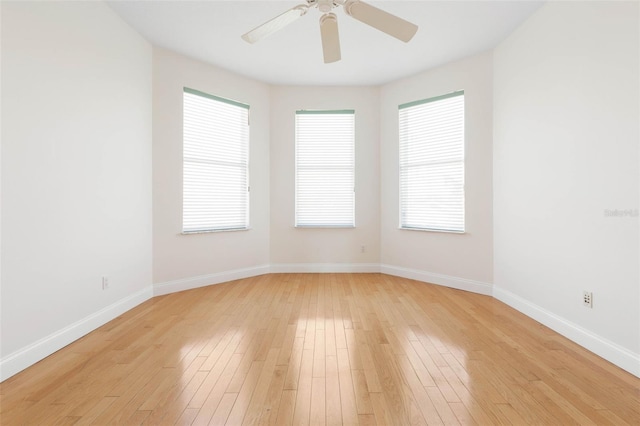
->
xmin=318 ymin=0 xmax=335 ymax=13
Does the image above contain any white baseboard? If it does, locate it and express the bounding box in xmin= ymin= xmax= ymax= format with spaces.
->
xmin=153 ymin=264 xmax=270 ymax=296
xmin=380 ymin=264 xmax=493 ymax=296
xmin=270 ymin=263 xmax=381 ymax=273
xmin=6 ymin=267 xmax=636 ymax=382
xmin=0 ymin=286 xmax=153 ymax=382
xmin=494 ymin=286 xmax=640 ymax=378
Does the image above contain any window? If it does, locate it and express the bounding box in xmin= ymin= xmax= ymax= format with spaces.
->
xmin=295 ymin=110 xmax=355 ymax=227
xmin=399 ymin=91 xmax=465 ymax=232
xmin=182 ymin=88 xmax=249 ymax=232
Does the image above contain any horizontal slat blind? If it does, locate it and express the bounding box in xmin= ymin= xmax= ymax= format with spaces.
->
xmin=183 ymin=88 xmax=249 ymax=232
xmin=295 ymin=110 xmax=355 ymax=227
xmin=399 ymin=91 xmax=465 ymax=232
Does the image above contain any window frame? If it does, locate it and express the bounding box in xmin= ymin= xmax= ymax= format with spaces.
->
xmin=294 ymin=109 xmax=356 ymax=228
xmin=181 ymin=87 xmax=250 ymax=234
xmin=398 ymin=90 xmax=465 ymax=233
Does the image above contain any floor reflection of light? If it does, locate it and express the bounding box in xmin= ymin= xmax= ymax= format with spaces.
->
xmin=172 ymin=330 xmax=231 ymax=409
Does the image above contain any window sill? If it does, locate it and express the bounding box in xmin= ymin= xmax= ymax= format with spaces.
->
xmin=398 ymin=226 xmax=465 ymax=234
xmin=181 ymin=227 xmax=251 ymax=235
xmin=295 ymin=225 xmax=356 ymax=229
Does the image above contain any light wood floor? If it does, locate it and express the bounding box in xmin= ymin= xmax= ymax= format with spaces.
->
xmin=1 ymin=273 xmax=639 ymax=425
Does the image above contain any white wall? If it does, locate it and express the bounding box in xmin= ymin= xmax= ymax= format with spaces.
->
xmin=493 ymin=1 xmax=639 ymax=375
xmin=152 ymin=48 xmax=271 ymax=291
xmin=269 ymin=86 xmax=380 ymax=270
xmin=0 ymin=0 xmax=4 ymax=363
xmin=1 ymin=1 xmax=152 ymax=379
xmin=379 ymin=52 xmax=494 ymax=293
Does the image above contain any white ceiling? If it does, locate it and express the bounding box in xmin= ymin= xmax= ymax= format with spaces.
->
xmin=107 ymin=0 xmax=544 ymax=86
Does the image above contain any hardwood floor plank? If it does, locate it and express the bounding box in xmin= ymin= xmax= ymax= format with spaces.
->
xmin=175 ymin=407 xmax=199 ymax=425
xmin=369 ymin=392 xmax=396 ymax=426
xmin=190 ymin=348 xmax=236 ymax=410
xmin=351 ymin=369 xmax=374 ymax=415
xmin=274 ymin=389 xmax=297 ymax=426
xmin=241 ymin=348 xmax=280 ymax=425
xmin=226 ymin=331 xmax=266 ymax=393
xmin=344 ymin=328 xmax=364 ymax=371
xmin=326 ymin=354 xmax=343 ymax=426
xmin=277 ymin=324 xmax=298 ymax=366
xmin=1 ymin=273 xmax=638 ymax=425
xmin=283 ymin=337 xmax=305 ymax=390
xmin=354 ymin=329 xmax=383 ymax=393
xmin=394 ymin=353 xmax=441 ymax=425
xmin=448 ymin=402 xmax=476 ymax=426
xmin=127 ymin=409 xmax=152 ymax=425
xmin=310 ymin=377 xmax=326 ymax=426
xmin=357 ymin=413 xmax=377 ymax=426
xmin=292 ymin=348 xmax=315 ymax=426
xmin=225 ymin=358 xmax=265 ymax=425
xmin=209 ymin=392 xmax=237 ymax=426
xmin=336 ymin=348 xmax=359 ymax=425
xmin=199 ymin=327 xmax=242 ymax=371
xmin=190 ymin=353 xmax=243 ymax=425
xmin=54 ymin=416 xmax=81 ymax=426
xmin=149 ymin=369 xmax=208 ymax=425
xmin=258 ymin=364 xmax=288 ymax=425
xmin=313 ymin=329 xmax=326 ymax=378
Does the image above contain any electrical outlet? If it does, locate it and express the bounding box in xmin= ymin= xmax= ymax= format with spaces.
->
xmin=582 ymin=291 xmax=593 ymax=308
xmin=102 ymin=276 xmax=110 ymax=290
xmin=361 ymin=245 xmax=365 ymax=253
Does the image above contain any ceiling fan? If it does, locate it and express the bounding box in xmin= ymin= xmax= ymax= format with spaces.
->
xmin=241 ymin=0 xmax=418 ymax=64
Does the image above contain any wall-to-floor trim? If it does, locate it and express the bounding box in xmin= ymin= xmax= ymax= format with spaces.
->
xmin=270 ymin=263 xmax=380 ymax=274
xmin=0 ymin=286 xmax=153 ymax=382
xmin=6 ymin=268 xmax=637 ymax=381
xmin=493 ymin=286 xmax=640 ymax=378
xmin=153 ymin=264 xmax=270 ymax=296
xmin=380 ymin=264 xmax=493 ymax=296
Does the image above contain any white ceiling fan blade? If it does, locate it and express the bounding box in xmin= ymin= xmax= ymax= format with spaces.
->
xmin=344 ymin=0 xmax=418 ymax=43
xmin=242 ymin=4 xmax=308 ymax=44
xmin=320 ymin=13 xmax=341 ymax=63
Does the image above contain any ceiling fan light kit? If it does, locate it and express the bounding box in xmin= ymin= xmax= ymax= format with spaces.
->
xmin=241 ymin=0 xmax=419 ymax=64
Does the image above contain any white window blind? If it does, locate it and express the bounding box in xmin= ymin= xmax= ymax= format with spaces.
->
xmin=399 ymin=91 xmax=465 ymax=232
xmin=183 ymin=88 xmax=249 ymax=233
xmin=295 ymin=110 xmax=355 ymax=227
